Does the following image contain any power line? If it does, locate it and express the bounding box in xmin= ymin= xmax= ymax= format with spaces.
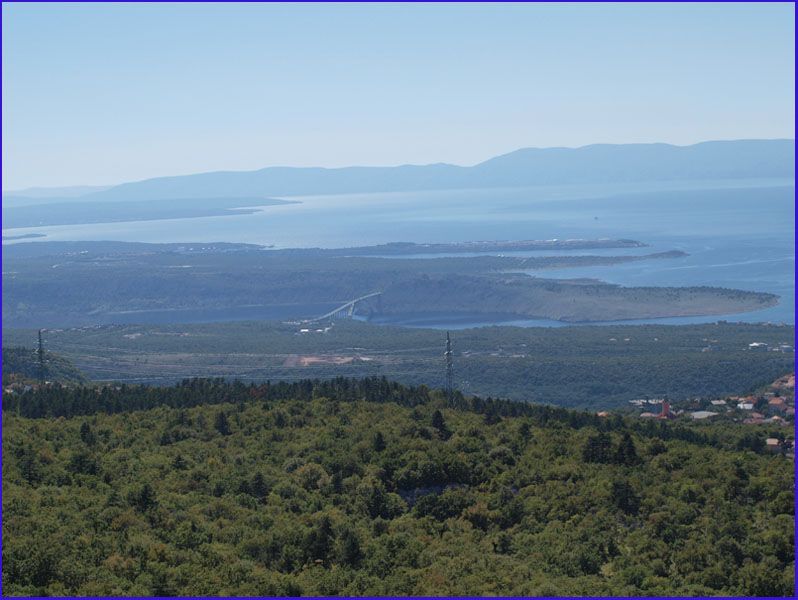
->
xmin=37 ymin=329 xmax=45 ymax=384
xmin=445 ymin=331 xmax=454 ymax=399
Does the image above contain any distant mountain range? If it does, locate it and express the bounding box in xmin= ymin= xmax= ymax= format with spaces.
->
xmin=4 ymin=139 xmax=794 ymax=204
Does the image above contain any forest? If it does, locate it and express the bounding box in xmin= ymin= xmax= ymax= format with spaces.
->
xmin=2 ymin=377 xmax=794 ymax=596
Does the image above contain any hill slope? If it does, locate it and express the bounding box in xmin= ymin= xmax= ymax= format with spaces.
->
xmin=1 ymin=346 xmax=86 ymax=384
xmin=2 ymin=378 xmax=794 ymax=596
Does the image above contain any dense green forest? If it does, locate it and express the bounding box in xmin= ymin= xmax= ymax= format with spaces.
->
xmin=6 ymin=321 xmax=793 ymax=409
xmin=3 ymin=378 xmax=794 ymax=595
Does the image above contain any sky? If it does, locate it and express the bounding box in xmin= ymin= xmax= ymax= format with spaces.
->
xmin=1 ymin=2 xmax=795 ymax=190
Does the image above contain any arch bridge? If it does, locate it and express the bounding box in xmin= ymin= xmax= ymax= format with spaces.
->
xmin=306 ymin=291 xmax=383 ymax=323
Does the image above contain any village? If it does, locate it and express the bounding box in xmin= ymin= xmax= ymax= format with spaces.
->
xmin=618 ymin=373 xmax=796 ymax=455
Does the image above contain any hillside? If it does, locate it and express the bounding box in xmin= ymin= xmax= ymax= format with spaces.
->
xmin=1 ymin=346 xmax=85 ymax=384
xmin=2 ymin=378 xmax=793 ymax=596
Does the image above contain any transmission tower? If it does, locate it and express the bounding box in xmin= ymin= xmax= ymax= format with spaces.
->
xmin=37 ymin=329 xmax=45 ymax=384
xmin=444 ymin=331 xmax=454 ymax=398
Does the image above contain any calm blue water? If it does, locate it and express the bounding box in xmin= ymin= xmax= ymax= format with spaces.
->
xmin=3 ymin=178 xmax=794 ymax=326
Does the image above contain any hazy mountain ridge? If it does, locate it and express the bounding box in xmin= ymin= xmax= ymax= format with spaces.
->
xmin=7 ymin=139 xmax=791 ymax=204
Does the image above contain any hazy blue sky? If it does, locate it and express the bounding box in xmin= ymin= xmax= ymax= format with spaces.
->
xmin=2 ymin=2 xmax=794 ymax=190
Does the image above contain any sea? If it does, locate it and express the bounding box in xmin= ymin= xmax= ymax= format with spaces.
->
xmin=3 ymin=178 xmax=794 ymax=327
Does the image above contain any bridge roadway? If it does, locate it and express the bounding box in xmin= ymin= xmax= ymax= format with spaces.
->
xmin=305 ymin=291 xmax=383 ymax=323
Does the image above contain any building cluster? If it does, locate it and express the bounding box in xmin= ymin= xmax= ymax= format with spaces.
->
xmin=629 ymin=398 xmax=665 ymax=408
xmin=732 ymin=384 xmax=795 ymax=425
xmin=748 ymin=341 xmax=793 ymax=352
xmin=623 ymin=374 xmax=795 ymax=456
xmin=764 ymin=438 xmax=793 ymax=454
xmin=4 ymin=380 xmax=56 ymax=394
xmin=639 ymin=400 xmax=677 ymax=420
xmin=296 ymin=326 xmax=333 ymax=335
xmin=630 ymin=373 xmax=794 ymax=424
xmin=3 ymin=382 xmax=34 ymax=395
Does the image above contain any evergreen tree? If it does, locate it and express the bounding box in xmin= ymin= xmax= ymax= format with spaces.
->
xmin=582 ymin=432 xmax=613 ymax=463
xmin=79 ymin=422 xmax=96 ymax=446
xmin=214 ymin=411 xmax=231 ymax=436
xmin=18 ymin=445 xmax=41 ymax=484
xmin=611 ymin=478 xmax=640 ymax=515
xmin=614 ymin=432 xmax=640 ymax=466
xmin=129 ymin=483 xmax=157 ymax=512
xmin=431 ymin=409 xmax=451 ymax=440
xmin=250 ymin=472 xmax=269 ymax=499
xmin=305 ymin=515 xmax=334 ymax=562
xmin=372 ymin=431 xmax=386 ymax=452
xmin=336 ymin=527 xmax=362 ymax=566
